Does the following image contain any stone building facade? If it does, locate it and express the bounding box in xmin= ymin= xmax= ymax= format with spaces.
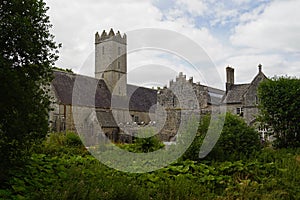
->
xmin=156 ymin=72 xmax=225 ymax=140
xmin=222 ymin=64 xmax=267 ymax=125
xmin=49 ymin=28 xmax=267 ymax=143
xmin=49 ymin=70 xmax=157 ymax=144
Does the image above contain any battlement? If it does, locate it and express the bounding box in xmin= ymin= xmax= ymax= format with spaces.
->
xmin=95 ymin=28 xmax=127 ymax=44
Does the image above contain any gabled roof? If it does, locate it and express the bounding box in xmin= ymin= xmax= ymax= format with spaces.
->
xmin=250 ymin=71 xmax=268 ymax=86
xmin=52 ymin=71 xmax=111 ymax=108
xmin=51 ymin=71 xmax=157 ymax=112
xmin=222 ymin=84 xmax=250 ymax=104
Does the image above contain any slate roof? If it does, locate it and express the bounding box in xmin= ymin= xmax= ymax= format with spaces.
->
xmin=51 ymin=71 xmax=157 ymax=112
xmin=96 ymin=110 xmax=118 ymax=128
xmin=222 ymin=84 xmax=250 ymax=104
xmin=207 ymin=86 xmax=225 ymax=105
xmin=127 ymin=84 xmax=157 ymax=112
xmin=52 ymin=71 xmax=111 ymax=108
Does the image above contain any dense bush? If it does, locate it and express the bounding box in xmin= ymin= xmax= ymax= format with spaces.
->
xmin=208 ymin=113 xmax=261 ymax=161
xmin=183 ymin=113 xmax=261 ymax=161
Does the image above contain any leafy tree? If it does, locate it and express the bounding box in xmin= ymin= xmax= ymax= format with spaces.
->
xmin=0 ymin=0 xmax=59 ymax=181
xmin=258 ymin=77 xmax=300 ymax=148
xmin=183 ymin=113 xmax=261 ymax=161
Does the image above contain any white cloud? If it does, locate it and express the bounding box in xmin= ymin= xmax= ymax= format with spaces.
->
xmin=238 ymin=4 xmax=266 ymax=24
xmin=209 ymin=3 xmax=239 ymax=26
xmin=175 ymin=0 xmax=207 ymax=16
xmin=231 ymin=0 xmax=300 ymax=52
xmin=45 ymin=0 xmax=162 ymax=69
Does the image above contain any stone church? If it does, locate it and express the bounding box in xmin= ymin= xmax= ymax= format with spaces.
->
xmin=49 ymin=29 xmax=267 ymax=143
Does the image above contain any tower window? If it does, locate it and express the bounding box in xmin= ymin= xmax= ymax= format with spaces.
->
xmin=118 ymin=47 xmax=121 ymax=55
xmin=102 ymin=46 xmax=104 ymax=55
xmin=118 ymin=61 xmax=121 ymax=69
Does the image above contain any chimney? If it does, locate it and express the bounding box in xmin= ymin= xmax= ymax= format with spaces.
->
xmin=226 ymin=66 xmax=234 ymax=92
xmin=258 ymin=64 xmax=262 ymax=73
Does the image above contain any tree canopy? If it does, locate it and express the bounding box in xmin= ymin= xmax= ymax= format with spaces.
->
xmin=258 ymin=76 xmax=300 ymax=148
xmin=0 ymin=0 xmax=59 ymax=179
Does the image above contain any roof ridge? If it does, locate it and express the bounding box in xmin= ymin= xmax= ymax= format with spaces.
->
xmin=53 ymin=70 xmax=102 ymax=81
xmin=127 ymin=84 xmax=157 ymax=91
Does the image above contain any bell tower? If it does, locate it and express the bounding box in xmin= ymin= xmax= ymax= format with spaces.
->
xmin=95 ymin=28 xmax=127 ymax=96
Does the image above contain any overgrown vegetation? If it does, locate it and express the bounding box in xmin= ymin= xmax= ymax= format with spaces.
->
xmin=1 ymin=132 xmax=299 ymax=199
xmin=1 ymin=121 xmax=300 ymax=200
xmin=258 ymin=76 xmax=300 ymax=148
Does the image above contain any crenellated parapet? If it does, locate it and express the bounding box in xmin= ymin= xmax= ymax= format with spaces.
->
xmin=95 ymin=28 xmax=127 ymax=44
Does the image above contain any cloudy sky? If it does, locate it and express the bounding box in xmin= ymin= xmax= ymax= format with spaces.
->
xmin=45 ymin=0 xmax=300 ymax=89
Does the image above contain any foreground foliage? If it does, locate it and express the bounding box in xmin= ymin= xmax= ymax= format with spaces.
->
xmin=1 ymin=133 xmax=300 ymax=200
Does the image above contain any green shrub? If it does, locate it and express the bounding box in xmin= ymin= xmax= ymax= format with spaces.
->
xmin=65 ymin=132 xmax=84 ymax=147
xmin=207 ymin=113 xmax=261 ymax=161
xmin=40 ymin=132 xmax=88 ymax=156
xmin=182 ymin=113 xmax=261 ymax=162
xmin=134 ymin=136 xmax=164 ymax=153
xmin=119 ymin=128 xmax=164 ymax=153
